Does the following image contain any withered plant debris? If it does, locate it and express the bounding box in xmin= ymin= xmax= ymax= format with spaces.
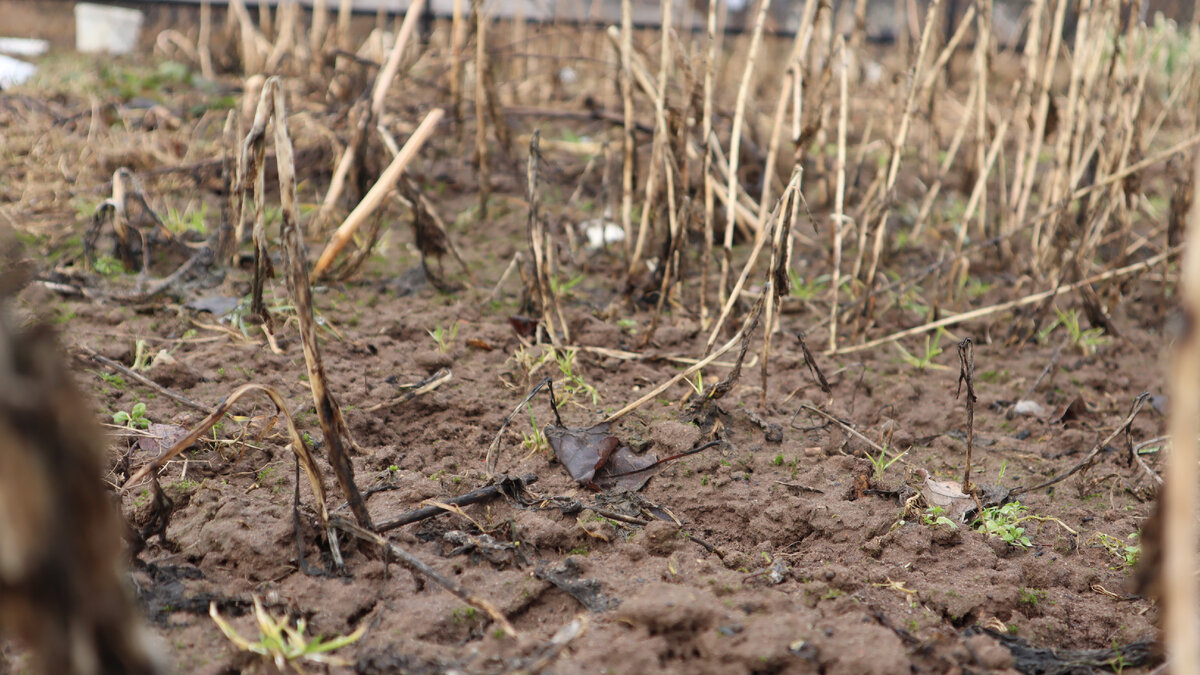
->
xmin=123 ymin=382 xmax=344 ymax=570
xmin=81 ymin=345 xmax=210 ymax=413
xmin=508 ymin=314 xmax=540 ymax=338
xmin=376 ymin=473 xmax=538 ymax=533
xmin=796 ymin=331 xmax=832 ymax=397
xmin=330 ymin=516 xmax=518 ymax=637
xmin=235 ymin=77 xmax=372 ymax=530
xmin=956 ymin=337 xmax=977 ymax=492
xmin=546 ymin=415 xmax=723 ymax=492
xmin=971 ymin=627 xmax=1157 ymax=675
xmin=130 ymin=478 xmax=177 ymax=552
xmin=84 ymin=167 xmax=178 ymax=275
xmin=1050 ymin=394 xmax=1094 ymax=425
xmin=398 ymin=176 xmax=473 ymax=286
xmin=1011 ymin=393 xmax=1152 ymax=498
xmin=916 ymin=468 xmax=976 ymax=524
xmin=535 ymin=557 xmax=618 ymax=612
xmin=135 ymin=423 xmax=190 ymax=455
xmin=443 ymin=530 xmax=523 ymax=566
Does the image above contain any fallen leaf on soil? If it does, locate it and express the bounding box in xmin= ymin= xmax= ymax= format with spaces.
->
xmin=594 ymin=446 xmax=659 ymax=491
xmin=466 ymin=338 xmax=495 ymax=351
xmin=546 ymin=423 xmax=618 ymax=486
xmin=185 ymin=295 xmax=241 ymax=317
xmin=546 ymin=422 xmax=660 ymax=491
xmin=508 ymin=315 xmax=539 ymax=338
xmin=1050 ymin=395 xmax=1092 ymax=424
xmin=919 ymin=471 xmax=976 ymax=523
xmin=136 ymin=423 xmax=189 ymax=455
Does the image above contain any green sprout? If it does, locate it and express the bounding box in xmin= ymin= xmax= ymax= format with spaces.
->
xmin=787 ymin=269 xmax=830 ymax=301
xmin=521 ymin=410 xmax=549 ymax=455
xmin=974 ymin=502 xmax=1033 ymax=548
xmin=427 ymin=321 xmax=459 ymax=353
xmin=548 ymin=274 xmax=585 ymax=298
xmin=113 ymin=402 xmax=151 ymax=430
xmin=1093 ymin=532 xmax=1142 ymax=569
xmin=552 ymin=348 xmax=599 ymax=406
xmin=922 ymin=505 xmax=958 ymax=529
xmin=210 ymin=596 xmax=367 ymax=672
xmin=868 ymin=446 xmax=907 ymax=481
xmin=164 ymin=203 xmax=210 ymax=235
xmin=1038 ymin=308 xmax=1111 ymax=355
xmin=893 ymin=328 xmax=948 ymax=370
xmin=93 ymin=254 xmax=124 ymax=276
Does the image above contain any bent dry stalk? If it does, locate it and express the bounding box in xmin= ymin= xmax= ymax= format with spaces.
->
xmin=237 ymin=76 xmax=373 ymax=530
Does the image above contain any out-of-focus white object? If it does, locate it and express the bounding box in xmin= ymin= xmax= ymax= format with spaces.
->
xmin=0 ymin=37 xmax=49 ymax=57
xmin=581 ymin=219 xmax=625 ymax=250
xmin=1012 ymin=400 xmax=1046 ymax=417
xmin=75 ymin=3 xmax=144 ymax=54
xmin=0 ymin=54 xmax=36 ymax=88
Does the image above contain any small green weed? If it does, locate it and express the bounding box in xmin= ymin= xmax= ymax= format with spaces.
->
xmin=99 ymin=372 xmax=126 ymax=389
xmin=894 ymin=328 xmax=948 ymax=370
xmin=1038 ymin=307 xmax=1111 ymax=355
xmin=1093 ymin=532 xmax=1141 ymax=569
xmin=868 ymin=446 xmax=908 ymax=481
xmin=93 ymin=254 xmax=125 ymax=276
xmin=553 ymin=348 xmax=599 ymax=406
xmin=549 ymin=274 xmax=585 ymax=298
xmin=922 ymin=505 xmax=957 ymax=529
xmin=165 ymin=203 xmax=210 ymax=235
xmin=974 ymin=502 xmax=1032 ymax=548
xmin=1018 ymin=587 xmax=1046 ymax=605
xmin=113 ymin=402 xmax=151 ymax=430
xmin=210 ymin=596 xmax=367 ymax=671
xmin=427 ymin=321 xmax=459 ymax=353
xmin=521 ymin=410 xmax=549 ymax=455
xmin=451 ymin=606 xmax=479 ymax=625
xmin=787 ymin=269 xmax=830 ymax=301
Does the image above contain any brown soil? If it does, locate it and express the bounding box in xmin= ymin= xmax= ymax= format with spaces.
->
xmin=0 ymin=29 xmax=1173 ymax=675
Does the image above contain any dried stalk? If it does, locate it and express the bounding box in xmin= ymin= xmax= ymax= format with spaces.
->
xmin=699 ymin=0 xmax=721 ymax=329
xmin=858 ymin=0 xmax=943 ymax=299
xmin=1013 ymin=0 xmax=1071 ymax=240
xmin=1164 ymin=147 xmax=1200 ymax=675
xmin=525 ymin=131 xmax=566 ymax=346
xmin=628 ymin=0 xmax=676 ymax=273
xmin=956 ymin=339 xmax=976 ymax=492
xmin=313 ymin=0 xmax=428 ymax=234
xmin=237 ymin=78 xmax=373 ymax=529
xmin=719 ymin=0 xmax=773 ymax=305
xmin=309 ymin=0 xmax=328 ymax=74
xmin=757 ymin=0 xmax=817 ymax=221
xmin=236 ymin=86 xmax=276 ymax=323
xmin=450 ymin=0 xmax=466 ymax=133
xmin=474 ymin=0 xmax=490 ymax=219
xmin=830 ymin=36 xmax=848 ymax=352
xmin=619 ymin=0 xmax=635 ymax=259
xmin=761 ymin=182 xmax=798 ymax=402
xmin=705 ymin=169 xmax=802 ymax=354
xmin=312 ymin=108 xmax=445 ymax=279
xmin=198 ymin=0 xmax=214 ymax=79
xmin=604 ymin=298 xmax=764 ymax=425
xmin=335 ymin=0 xmax=352 ymax=50
xmin=828 ymin=247 xmax=1179 ymax=355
